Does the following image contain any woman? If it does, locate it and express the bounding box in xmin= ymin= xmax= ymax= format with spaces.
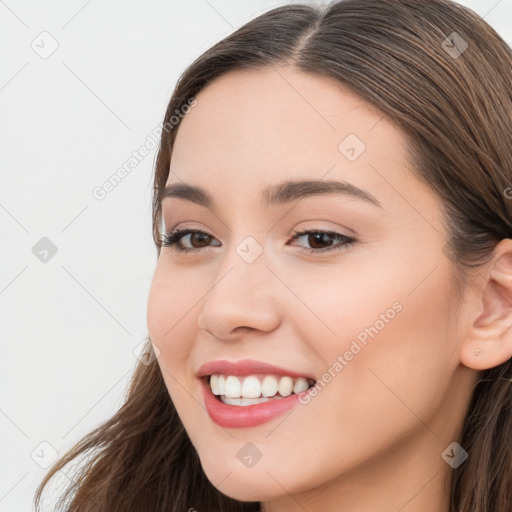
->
xmin=34 ymin=0 xmax=512 ymax=510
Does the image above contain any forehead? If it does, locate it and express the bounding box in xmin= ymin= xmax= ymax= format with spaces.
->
xmin=167 ymin=65 xmax=440 ymax=222
xmin=171 ymin=65 xmax=396 ymax=165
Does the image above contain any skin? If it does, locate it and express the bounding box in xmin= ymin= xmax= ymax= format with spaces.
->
xmin=147 ymin=65 xmax=512 ymax=511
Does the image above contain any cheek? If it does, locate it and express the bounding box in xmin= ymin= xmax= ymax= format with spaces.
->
xmin=146 ymin=264 xmax=205 ymax=426
xmin=286 ymin=251 xmax=457 ymax=426
xmin=146 ymin=263 xmax=201 ymax=366
xmin=316 ymin=261 xmax=457 ymax=431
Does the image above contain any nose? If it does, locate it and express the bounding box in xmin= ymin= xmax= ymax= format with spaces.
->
xmin=197 ymin=247 xmax=282 ymax=340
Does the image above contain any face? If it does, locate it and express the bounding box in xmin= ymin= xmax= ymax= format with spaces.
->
xmin=147 ymin=66 xmax=474 ymax=504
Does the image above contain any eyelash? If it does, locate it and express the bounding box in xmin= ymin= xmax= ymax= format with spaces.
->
xmin=161 ymin=228 xmax=357 ymax=255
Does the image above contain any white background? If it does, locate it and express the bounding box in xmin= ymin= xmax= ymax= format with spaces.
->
xmin=1 ymin=1 xmax=511 ymax=510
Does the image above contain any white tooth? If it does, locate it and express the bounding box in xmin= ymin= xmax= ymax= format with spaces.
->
xmin=261 ymin=375 xmax=278 ymax=397
xmin=241 ymin=376 xmax=262 ymax=398
xmin=277 ymin=376 xmax=293 ymax=397
xmin=217 ymin=375 xmax=226 ymax=395
xmin=210 ymin=374 xmax=219 ymax=395
xmin=293 ymin=377 xmax=309 ymax=394
xmin=224 ymin=376 xmax=241 ymax=398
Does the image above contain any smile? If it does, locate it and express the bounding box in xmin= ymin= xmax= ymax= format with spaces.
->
xmin=209 ymin=374 xmax=316 ymax=404
xmin=200 ymin=374 xmax=317 ymax=428
xmin=196 ymin=359 xmax=318 ymax=428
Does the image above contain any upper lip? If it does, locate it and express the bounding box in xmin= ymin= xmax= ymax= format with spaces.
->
xmin=196 ymin=359 xmax=316 ymax=381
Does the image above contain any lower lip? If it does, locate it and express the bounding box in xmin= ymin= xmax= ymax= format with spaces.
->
xmin=200 ymin=378 xmax=308 ymax=428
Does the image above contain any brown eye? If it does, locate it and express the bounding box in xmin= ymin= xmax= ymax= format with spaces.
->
xmin=162 ymin=229 xmax=221 ymax=252
xmin=189 ymin=232 xmax=213 ymax=248
xmin=306 ymin=232 xmax=336 ymax=249
xmin=289 ymin=230 xmax=357 ymax=254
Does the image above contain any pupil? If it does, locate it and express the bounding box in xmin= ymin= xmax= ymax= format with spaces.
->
xmin=309 ymin=232 xmax=333 ymax=249
xmin=192 ymin=232 xmax=210 ymax=247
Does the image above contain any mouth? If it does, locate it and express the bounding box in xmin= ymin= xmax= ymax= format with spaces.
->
xmin=206 ymin=373 xmax=317 ymax=406
xmin=196 ymin=359 xmax=318 ymax=427
xmin=200 ymin=375 xmax=316 ymax=428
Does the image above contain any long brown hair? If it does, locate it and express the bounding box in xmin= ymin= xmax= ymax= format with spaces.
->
xmin=34 ymin=1 xmax=512 ymax=510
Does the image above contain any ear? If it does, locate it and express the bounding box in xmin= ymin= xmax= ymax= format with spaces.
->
xmin=459 ymin=238 xmax=512 ymax=371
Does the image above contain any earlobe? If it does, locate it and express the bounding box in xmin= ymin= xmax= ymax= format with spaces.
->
xmin=459 ymin=239 xmax=512 ymax=371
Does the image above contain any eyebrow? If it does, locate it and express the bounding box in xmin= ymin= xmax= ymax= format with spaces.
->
xmin=159 ymin=179 xmax=382 ymax=211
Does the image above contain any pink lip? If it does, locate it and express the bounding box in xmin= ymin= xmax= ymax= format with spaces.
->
xmin=196 ymin=359 xmax=316 ymax=380
xmin=200 ymin=378 xmax=309 ymax=428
